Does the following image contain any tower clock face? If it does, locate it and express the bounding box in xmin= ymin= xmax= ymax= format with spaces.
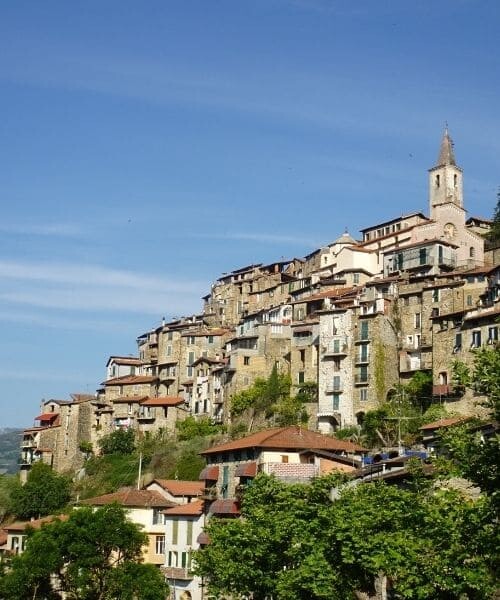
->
xmin=444 ymin=223 xmax=456 ymax=239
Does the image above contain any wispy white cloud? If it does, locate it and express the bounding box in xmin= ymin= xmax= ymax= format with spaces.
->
xmin=0 ymin=259 xmax=207 ymax=316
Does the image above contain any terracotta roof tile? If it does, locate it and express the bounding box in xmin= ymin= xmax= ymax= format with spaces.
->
xmin=140 ymin=396 xmax=185 ymax=407
xmin=112 ymin=395 xmax=148 ymax=404
xmin=420 ymin=417 xmax=470 ymax=431
xmin=199 ymin=466 xmax=219 ymax=480
xmin=35 ymin=413 xmax=59 ymax=422
xmin=4 ymin=514 xmax=68 ymax=532
xmin=209 ymin=499 xmax=240 ymax=516
xmin=103 ymin=375 xmax=157 ymax=386
xmin=81 ymin=487 xmax=175 ymax=508
xmin=163 ymin=500 xmax=204 ymax=516
xmin=201 ymin=427 xmax=367 ymax=455
xmin=152 ymin=479 xmax=204 ymax=496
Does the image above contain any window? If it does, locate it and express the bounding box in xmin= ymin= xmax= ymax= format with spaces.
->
xmin=397 ymin=253 xmax=404 ymax=271
xmin=333 ymin=376 xmax=341 ymax=391
xmin=152 ymin=508 xmax=164 ymax=525
xmin=155 ymin=535 xmax=165 ymax=555
xmin=167 ymin=331 xmax=173 ymax=341
xmin=360 ymin=321 xmax=369 ymax=340
xmin=488 ymin=327 xmax=498 ymax=344
xmin=168 ymin=551 xmax=178 ymax=567
xmin=404 ymin=296 xmax=409 ymax=306
xmin=360 ymin=388 xmax=368 ymax=402
xmin=167 ymin=345 xmax=172 ymax=356
xmin=299 ymin=349 xmax=305 ymax=363
xmin=432 ymin=289 xmax=440 ymax=302
xmin=208 ymin=335 xmax=214 ymax=344
xmin=332 ymin=394 xmax=340 ymax=411
xmin=187 ymin=336 xmax=195 ymax=345
xmin=454 ymin=333 xmax=462 ymax=352
xmin=359 ymin=344 xmax=369 ymax=362
xmin=414 ymin=313 xmax=421 ymax=329
xmin=11 ymin=536 xmax=19 ymax=553
xmin=222 ymin=466 xmax=229 ymax=499
xmin=359 ymin=365 xmax=368 ymax=383
xmin=298 ymin=371 xmax=305 ymax=384
xmin=243 ymin=356 xmax=250 ymax=366
xmin=281 ymin=455 xmax=289 ymax=463
xmin=172 ymin=519 xmax=178 ymax=544
xmin=435 ymin=174 xmax=440 ymax=187
xmin=470 ymin=247 xmax=475 ymax=258
xmin=186 ymin=520 xmax=193 ymax=546
xmin=333 ymin=358 xmax=341 ymax=372
xmin=467 ymin=295 xmax=473 ymax=306
xmin=419 ymin=248 xmax=427 ymax=265
xmin=439 ymin=371 xmax=448 ymax=385
xmin=353 ymin=273 xmax=360 ymax=284
xmin=471 ymin=330 xmax=482 ymax=348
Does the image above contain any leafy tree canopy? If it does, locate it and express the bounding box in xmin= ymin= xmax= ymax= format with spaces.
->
xmin=175 ymin=416 xmax=224 ymax=441
xmin=9 ymin=462 xmax=71 ymax=520
xmin=0 ymin=504 xmax=169 ymax=600
xmin=231 ymin=365 xmax=308 ymax=430
xmin=194 ymin=473 xmax=498 ymax=599
xmin=98 ymin=428 xmax=135 ymax=455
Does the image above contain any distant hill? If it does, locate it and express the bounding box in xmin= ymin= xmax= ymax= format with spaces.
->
xmin=0 ymin=428 xmax=22 ymax=474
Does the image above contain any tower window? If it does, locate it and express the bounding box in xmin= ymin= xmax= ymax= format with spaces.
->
xmin=470 ymin=247 xmax=475 ymax=258
xmin=454 ymin=174 xmax=458 ymax=187
xmin=435 ymin=174 xmax=440 ymax=187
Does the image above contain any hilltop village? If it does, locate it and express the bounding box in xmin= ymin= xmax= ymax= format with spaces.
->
xmin=19 ymin=129 xmax=499 ymax=477
xmin=6 ymin=129 xmax=500 ymax=599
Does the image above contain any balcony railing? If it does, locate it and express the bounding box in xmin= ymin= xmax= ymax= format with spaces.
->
xmin=323 ymin=342 xmax=348 ymax=356
xmin=354 ymin=373 xmax=369 ymax=385
xmin=162 ymin=567 xmax=193 ymax=581
xmin=326 ymin=383 xmax=343 ymax=393
xmin=260 ymin=462 xmax=319 ymax=482
xmin=432 ymin=384 xmax=464 ymax=397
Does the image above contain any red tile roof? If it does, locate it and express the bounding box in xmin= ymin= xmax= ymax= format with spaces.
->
xmin=197 ymin=531 xmax=211 ymax=545
xmin=163 ymin=500 xmax=204 ymax=516
xmin=201 ymin=427 xmax=367 ymax=455
xmin=35 ymin=413 xmax=59 ymax=422
xmin=199 ymin=466 xmax=219 ymax=480
xmin=235 ymin=462 xmax=257 ymax=477
xmin=81 ymin=487 xmax=175 ymax=508
xmin=103 ymin=375 xmax=157 ymax=386
xmin=140 ymin=396 xmax=185 ymax=407
xmin=112 ymin=395 xmax=148 ymax=404
xmin=4 ymin=514 xmax=68 ymax=532
xmin=420 ymin=417 xmax=470 ymax=431
xmin=151 ymin=480 xmax=204 ymax=496
xmin=209 ymin=499 xmax=239 ymax=516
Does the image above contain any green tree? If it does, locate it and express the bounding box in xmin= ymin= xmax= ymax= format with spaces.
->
xmin=231 ymin=365 xmax=307 ymax=430
xmin=195 ymin=474 xmax=498 ymax=599
xmin=9 ymin=462 xmax=71 ymax=520
xmin=0 ymin=504 xmax=169 ymax=600
xmin=175 ymin=416 xmax=223 ymax=441
xmin=486 ymin=188 xmax=500 ymax=245
xmin=98 ymin=428 xmax=135 ymax=455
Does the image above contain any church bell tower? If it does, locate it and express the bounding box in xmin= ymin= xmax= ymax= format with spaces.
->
xmin=428 ymin=127 xmax=463 ymax=218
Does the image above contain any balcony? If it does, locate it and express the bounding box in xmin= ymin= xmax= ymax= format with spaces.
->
xmin=137 ymin=411 xmax=155 ymax=421
xmin=162 ymin=567 xmax=193 ymax=581
xmin=21 ymin=439 xmax=36 ymax=448
xmin=354 ymin=373 xmax=369 ymax=385
xmin=260 ymin=462 xmax=319 ymax=483
xmin=201 ymin=486 xmax=218 ymax=500
xmin=326 ymin=383 xmax=343 ymax=394
xmin=354 ymin=355 xmax=369 ymax=366
xmin=354 ymin=333 xmax=370 ymax=343
xmin=323 ymin=342 xmax=348 ymax=357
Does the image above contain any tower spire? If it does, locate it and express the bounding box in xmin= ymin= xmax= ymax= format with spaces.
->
xmin=436 ymin=125 xmax=456 ymax=167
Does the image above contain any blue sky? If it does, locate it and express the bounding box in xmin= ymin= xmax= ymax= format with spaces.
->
xmin=1 ymin=0 xmax=499 ymax=427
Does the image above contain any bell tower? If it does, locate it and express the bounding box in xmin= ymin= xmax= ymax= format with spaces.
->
xmin=428 ymin=126 xmax=463 ymax=218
